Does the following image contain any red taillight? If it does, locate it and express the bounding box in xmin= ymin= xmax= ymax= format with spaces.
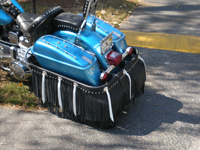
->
xmin=128 ymin=47 xmax=133 ymax=55
xmin=101 ymin=72 xmax=108 ymax=81
xmin=106 ymin=50 xmax=122 ymax=66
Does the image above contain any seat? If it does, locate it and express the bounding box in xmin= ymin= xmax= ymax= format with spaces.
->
xmin=53 ymin=12 xmax=85 ymax=33
xmin=16 ymin=12 xmax=38 ymax=34
xmin=16 ymin=6 xmax=64 ymax=44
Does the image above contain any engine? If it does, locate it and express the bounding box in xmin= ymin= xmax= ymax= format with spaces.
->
xmin=0 ymin=26 xmax=32 ymax=81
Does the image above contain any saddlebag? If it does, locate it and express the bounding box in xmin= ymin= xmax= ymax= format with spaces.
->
xmin=31 ymin=35 xmax=101 ymax=86
xmin=28 ymin=51 xmax=146 ymax=129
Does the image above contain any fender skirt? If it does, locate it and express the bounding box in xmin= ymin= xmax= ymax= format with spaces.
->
xmin=29 ymin=54 xmax=146 ymax=129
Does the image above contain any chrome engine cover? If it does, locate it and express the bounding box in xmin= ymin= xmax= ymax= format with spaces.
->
xmin=0 ymin=37 xmax=32 ymax=81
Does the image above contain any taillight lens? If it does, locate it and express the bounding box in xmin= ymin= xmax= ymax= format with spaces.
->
xmin=106 ymin=50 xmax=122 ymax=66
xmin=128 ymin=47 xmax=133 ymax=55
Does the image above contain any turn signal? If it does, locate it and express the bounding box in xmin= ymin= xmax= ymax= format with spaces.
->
xmin=128 ymin=47 xmax=133 ymax=55
xmin=106 ymin=50 xmax=122 ymax=66
xmin=101 ymin=72 xmax=108 ymax=81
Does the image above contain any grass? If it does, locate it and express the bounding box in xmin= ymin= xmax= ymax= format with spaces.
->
xmin=0 ymin=0 xmax=139 ymax=110
xmin=0 ymin=70 xmax=39 ymax=110
xmin=96 ymin=0 xmax=138 ymax=27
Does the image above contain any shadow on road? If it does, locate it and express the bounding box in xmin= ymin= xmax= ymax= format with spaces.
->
xmin=120 ymin=2 xmax=200 ymax=36
xmin=111 ymin=87 xmax=199 ymax=135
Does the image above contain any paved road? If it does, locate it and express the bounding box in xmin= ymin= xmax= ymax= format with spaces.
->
xmin=1 ymin=0 xmax=200 ymax=149
xmin=119 ymin=0 xmax=200 ymax=149
xmin=120 ymin=0 xmax=200 ymax=36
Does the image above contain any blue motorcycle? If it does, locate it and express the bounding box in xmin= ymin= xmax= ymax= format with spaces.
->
xmin=0 ymin=0 xmax=146 ymax=128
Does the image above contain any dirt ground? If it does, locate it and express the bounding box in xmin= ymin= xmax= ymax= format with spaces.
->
xmin=18 ymin=0 xmax=106 ymax=9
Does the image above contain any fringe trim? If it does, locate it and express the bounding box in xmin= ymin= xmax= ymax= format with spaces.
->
xmin=29 ymin=57 xmax=146 ymax=128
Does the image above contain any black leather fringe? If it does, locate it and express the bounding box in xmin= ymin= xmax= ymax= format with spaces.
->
xmin=29 ymin=57 xmax=146 ymax=129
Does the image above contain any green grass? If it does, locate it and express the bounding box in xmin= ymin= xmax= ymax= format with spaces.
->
xmin=0 ymin=71 xmax=39 ymax=110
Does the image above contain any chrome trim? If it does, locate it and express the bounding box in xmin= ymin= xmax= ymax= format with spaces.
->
xmin=122 ymin=47 xmax=132 ymax=59
xmin=113 ymin=31 xmax=122 ymax=39
xmin=42 ymin=39 xmax=77 ymax=59
xmin=85 ymin=0 xmax=92 ymax=19
xmin=100 ymin=65 xmax=115 ymax=80
xmin=96 ymin=25 xmax=107 ymax=33
xmin=9 ymin=31 xmax=18 ymax=44
xmin=1 ymin=65 xmax=11 ymax=72
xmin=44 ymin=36 xmax=95 ymax=57
xmin=100 ymin=47 xmax=137 ymax=80
xmin=0 ymin=42 xmax=12 ymax=64
xmin=75 ymin=44 xmax=96 ymax=56
xmin=79 ymin=19 xmax=87 ymax=34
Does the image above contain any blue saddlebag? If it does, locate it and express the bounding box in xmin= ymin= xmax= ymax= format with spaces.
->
xmin=31 ymin=35 xmax=101 ymax=86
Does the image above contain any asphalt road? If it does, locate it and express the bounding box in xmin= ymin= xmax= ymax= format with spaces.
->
xmin=120 ymin=0 xmax=200 ymax=36
xmin=1 ymin=0 xmax=200 ymax=149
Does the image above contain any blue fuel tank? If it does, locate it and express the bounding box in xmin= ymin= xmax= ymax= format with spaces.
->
xmin=31 ymin=35 xmax=102 ymax=86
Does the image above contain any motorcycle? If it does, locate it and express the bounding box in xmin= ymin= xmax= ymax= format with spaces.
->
xmin=0 ymin=0 xmax=146 ymax=128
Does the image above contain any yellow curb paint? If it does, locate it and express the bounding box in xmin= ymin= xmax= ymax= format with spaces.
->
xmin=121 ymin=30 xmax=200 ymax=54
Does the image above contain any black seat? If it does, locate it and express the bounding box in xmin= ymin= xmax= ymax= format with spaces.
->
xmin=53 ymin=12 xmax=85 ymax=33
xmin=16 ymin=12 xmax=38 ymax=34
xmin=16 ymin=6 xmax=64 ymax=44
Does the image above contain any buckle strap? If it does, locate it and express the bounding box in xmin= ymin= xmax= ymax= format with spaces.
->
xmin=123 ymin=69 xmax=132 ymax=100
xmin=104 ymin=87 xmax=114 ymax=122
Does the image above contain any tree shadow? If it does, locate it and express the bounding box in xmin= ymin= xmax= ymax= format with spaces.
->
xmin=120 ymin=2 xmax=200 ymax=36
xmin=110 ymin=87 xmax=199 ymax=135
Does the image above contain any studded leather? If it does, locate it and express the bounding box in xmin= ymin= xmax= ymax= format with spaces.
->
xmin=53 ymin=12 xmax=85 ymax=33
xmin=16 ymin=6 xmax=64 ymax=43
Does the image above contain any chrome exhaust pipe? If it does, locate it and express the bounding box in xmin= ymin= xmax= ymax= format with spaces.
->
xmin=9 ymin=60 xmax=32 ymax=81
xmin=0 ymin=42 xmax=12 ymax=71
